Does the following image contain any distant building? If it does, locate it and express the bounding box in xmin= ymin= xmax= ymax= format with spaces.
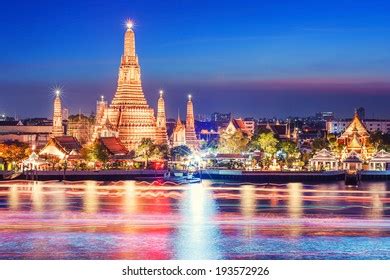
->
xmin=221 ymin=118 xmax=252 ymax=137
xmin=257 ymin=121 xmax=290 ymax=140
xmin=327 ymin=118 xmax=390 ymax=134
xmin=62 ymin=108 xmax=69 ymax=121
xmin=315 ymin=112 xmax=334 ymax=121
xmin=0 ymin=120 xmax=52 ymax=148
xmin=243 ymin=118 xmax=256 ymax=135
xmin=67 ymin=114 xmax=95 ymax=145
xmin=211 ymin=112 xmax=231 ymax=123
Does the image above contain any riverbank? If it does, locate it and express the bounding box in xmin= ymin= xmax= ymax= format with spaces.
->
xmin=13 ymin=170 xmax=167 ymax=181
xmin=2 ymin=169 xmax=390 ymax=182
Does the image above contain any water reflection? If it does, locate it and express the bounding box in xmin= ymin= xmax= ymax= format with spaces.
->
xmin=123 ymin=181 xmax=138 ymax=214
xmin=0 ymin=180 xmax=390 ymax=259
xmin=83 ymin=181 xmax=98 ymax=214
xmin=240 ymin=184 xmax=256 ymax=238
xmin=31 ymin=182 xmax=43 ymax=212
xmin=175 ymin=181 xmax=221 ymax=259
xmin=8 ymin=185 xmax=19 ymax=211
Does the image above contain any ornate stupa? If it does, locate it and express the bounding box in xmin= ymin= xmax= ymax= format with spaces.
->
xmin=52 ymin=89 xmax=64 ymax=137
xmin=185 ymin=95 xmax=198 ymax=149
xmin=172 ymin=111 xmax=186 ymax=147
xmin=155 ymin=90 xmax=168 ymax=145
xmin=107 ymin=21 xmax=156 ymax=150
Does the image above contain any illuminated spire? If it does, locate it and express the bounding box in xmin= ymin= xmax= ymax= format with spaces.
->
xmin=185 ymin=94 xmax=198 ymax=149
xmin=156 ymin=90 xmax=168 ymax=145
xmin=52 ymin=88 xmax=63 ymax=137
xmin=124 ymin=20 xmax=135 ymax=57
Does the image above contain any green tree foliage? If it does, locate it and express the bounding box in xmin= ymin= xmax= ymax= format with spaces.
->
xmin=251 ymin=132 xmax=279 ymax=157
xmin=370 ymin=132 xmax=390 ymax=151
xmin=170 ymin=145 xmax=192 ymax=161
xmin=218 ymin=130 xmax=250 ymax=154
xmin=311 ymin=138 xmax=329 ymax=152
xmin=135 ymin=138 xmax=168 ymax=167
xmin=81 ymin=142 xmax=109 ymax=164
xmin=279 ymin=141 xmax=300 ymax=168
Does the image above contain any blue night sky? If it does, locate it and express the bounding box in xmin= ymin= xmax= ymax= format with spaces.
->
xmin=0 ymin=0 xmax=389 ymax=119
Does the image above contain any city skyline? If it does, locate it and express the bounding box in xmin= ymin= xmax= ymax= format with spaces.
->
xmin=1 ymin=0 xmax=390 ymax=119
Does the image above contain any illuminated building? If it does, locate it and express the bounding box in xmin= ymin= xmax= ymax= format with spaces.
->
xmin=338 ymin=110 xmax=372 ymax=160
xmin=155 ymin=90 xmax=168 ymax=145
xmin=185 ymin=95 xmax=198 ymax=149
xmin=221 ymin=118 xmax=252 ymax=137
xmin=369 ymin=150 xmax=390 ymax=171
xmin=107 ymin=21 xmax=156 ymax=150
xmin=39 ymin=136 xmax=82 ymax=160
xmin=52 ymin=89 xmax=64 ymax=137
xmin=309 ymin=149 xmax=339 ymax=171
xmin=172 ymin=112 xmax=186 ymax=147
xmin=67 ymin=114 xmax=95 ymax=145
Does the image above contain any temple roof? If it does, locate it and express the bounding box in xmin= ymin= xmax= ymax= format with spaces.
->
xmin=310 ymin=149 xmax=338 ymax=161
xmin=53 ymin=136 xmax=82 ymax=154
xmin=369 ymin=149 xmax=390 ymax=162
xmin=349 ymin=133 xmax=363 ymax=149
xmin=341 ymin=111 xmax=369 ymax=138
xmin=99 ymin=137 xmax=128 ymax=155
xmin=343 ymin=151 xmax=362 ymax=163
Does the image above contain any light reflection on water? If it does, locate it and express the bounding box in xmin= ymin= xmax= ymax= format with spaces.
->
xmin=0 ymin=180 xmax=390 ymax=259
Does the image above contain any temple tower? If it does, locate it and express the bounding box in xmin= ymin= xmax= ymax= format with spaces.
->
xmin=156 ymin=90 xmax=168 ymax=145
xmin=96 ymin=95 xmax=108 ymax=126
xmin=172 ymin=111 xmax=186 ymax=147
xmin=185 ymin=95 xmax=198 ymax=149
xmin=52 ymin=89 xmax=64 ymax=137
xmin=108 ymin=21 xmax=156 ymax=150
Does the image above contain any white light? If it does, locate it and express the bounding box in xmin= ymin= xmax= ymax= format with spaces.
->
xmin=188 ymin=94 xmax=192 ymax=100
xmin=126 ymin=20 xmax=134 ymax=30
xmin=55 ymin=89 xmax=61 ymax=96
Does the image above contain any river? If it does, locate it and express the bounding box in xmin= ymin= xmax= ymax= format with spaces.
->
xmin=0 ymin=180 xmax=389 ymax=259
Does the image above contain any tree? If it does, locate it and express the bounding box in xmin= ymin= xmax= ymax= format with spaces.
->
xmin=251 ymin=132 xmax=279 ymax=157
xmin=170 ymin=145 xmax=192 ymax=161
xmin=279 ymin=141 xmax=300 ymax=168
xmin=312 ymin=138 xmax=329 ymax=152
xmin=136 ymin=138 xmax=155 ymax=167
xmin=218 ymin=130 xmax=250 ymax=154
xmin=0 ymin=141 xmax=31 ymax=170
xmin=80 ymin=141 xmax=109 ymax=166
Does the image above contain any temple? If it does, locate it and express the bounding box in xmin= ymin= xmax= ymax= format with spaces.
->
xmin=185 ymin=95 xmax=198 ymax=149
xmin=155 ymin=90 xmax=168 ymax=145
xmin=172 ymin=111 xmax=186 ymax=147
xmin=339 ymin=110 xmax=371 ymax=160
xmin=52 ymin=90 xmax=64 ymax=137
xmin=107 ymin=21 xmax=156 ymax=150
